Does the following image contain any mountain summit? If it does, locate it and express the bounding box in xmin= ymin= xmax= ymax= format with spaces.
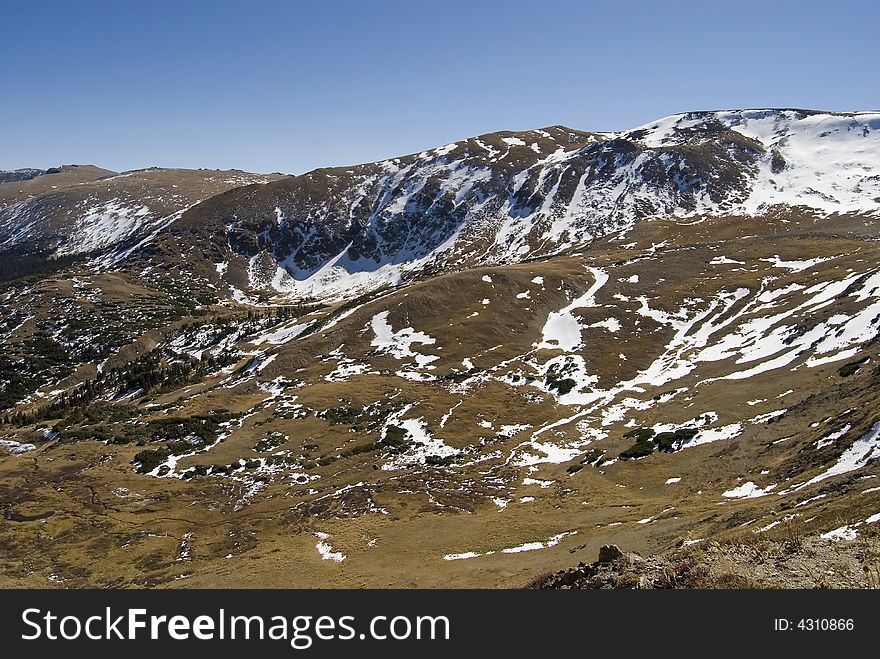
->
xmin=139 ymin=109 xmax=880 ymax=299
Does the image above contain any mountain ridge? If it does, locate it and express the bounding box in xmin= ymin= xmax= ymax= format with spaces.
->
xmin=150 ymin=107 xmax=880 ymax=301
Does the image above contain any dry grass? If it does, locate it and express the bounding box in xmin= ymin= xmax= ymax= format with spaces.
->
xmin=3 ymin=214 xmax=880 ymax=588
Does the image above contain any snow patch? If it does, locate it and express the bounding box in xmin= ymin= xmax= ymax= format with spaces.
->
xmin=314 ymin=532 xmax=346 ymax=562
xmin=723 ymin=481 xmax=777 ymax=499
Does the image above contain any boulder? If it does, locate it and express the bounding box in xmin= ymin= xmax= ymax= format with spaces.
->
xmin=597 ymin=544 xmax=624 ymax=563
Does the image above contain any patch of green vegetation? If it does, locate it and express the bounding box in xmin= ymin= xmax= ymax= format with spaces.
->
xmin=265 ymin=455 xmax=297 ymax=467
xmin=7 ymin=337 xmax=236 ymax=424
xmin=125 ymin=410 xmax=235 ymax=473
xmin=624 ymin=427 xmax=656 ymax=442
xmin=383 ymin=425 xmax=408 ymax=448
xmin=0 ymin=250 xmax=80 ymax=283
xmin=58 ymin=425 xmax=115 ymax=443
xmin=0 ymin=332 xmax=74 ymax=411
xmin=253 ymin=432 xmax=287 ymax=453
xmin=339 ymin=442 xmax=376 ymax=458
xmin=580 ymin=448 xmax=605 ymax=466
xmin=439 ymin=367 xmax=480 ymax=383
xmin=545 ymin=377 xmax=576 ymax=395
xmin=140 ymin=410 xmax=233 ymax=443
xmin=112 ymin=348 xmax=237 ymax=395
xmin=242 ymin=303 xmax=325 ymax=324
xmin=654 ymin=428 xmax=699 ymax=452
xmin=132 ymin=449 xmax=170 ymax=474
xmin=181 ymin=464 xmax=211 ymax=479
xmin=317 ymin=401 xmax=410 ymax=435
xmin=0 ymin=271 xmax=253 ymax=411
xmin=425 ymin=454 xmax=455 ymax=467
xmin=57 ymin=403 xmax=140 ymax=427
xmin=619 ymin=426 xmax=699 ymax=457
xmin=0 ymin=356 xmax=43 ymax=412
xmin=319 ymin=406 xmax=362 ymax=425
xmin=619 ymin=440 xmax=655 ymax=460
xmin=838 ymin=356 xmax=870 ymax=377
xmin=337 ymin=424 xmax=411 ymax=460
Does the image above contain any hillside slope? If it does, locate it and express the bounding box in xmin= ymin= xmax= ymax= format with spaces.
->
xmin=1 ymin=110 xmax=879 ymax=588
xmin=0 ymin=166 xmax=280 ymax=263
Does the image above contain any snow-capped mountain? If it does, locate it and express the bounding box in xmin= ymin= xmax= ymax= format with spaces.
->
xmin=148 ymin=109 xmax=880 ymax=300
xmin=0 ymin=168 xmax=49 ymax=184
xmin=4 ymin=110 xmax=876 ymax=301
xmin=0 ymin=165 xmax=278 ymax=263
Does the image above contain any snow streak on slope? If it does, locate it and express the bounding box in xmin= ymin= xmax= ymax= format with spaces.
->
xmin=57 ymin=201 xmax=152 ymax=255
xmin=0 ymin=169 xmax=276 ymax=260
xmin=791 ymin=422 xmax=880 ymax=491
xmin=370 ymin=311 xmax=439 ymax=368
xmin=538 ymin=267 xmax=609 ymax=351
xmin=505 ymin=256 xmax=880 ymax=467
xmin=0 ymin=194 xmax=164 ymax=256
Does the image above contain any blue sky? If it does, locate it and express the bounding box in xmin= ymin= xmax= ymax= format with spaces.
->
xmin=2 ymin=0 xmax=876 ymax=174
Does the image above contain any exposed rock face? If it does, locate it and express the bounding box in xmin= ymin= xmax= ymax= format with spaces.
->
xmin=533 ymin=536 xmax=880 ymax=590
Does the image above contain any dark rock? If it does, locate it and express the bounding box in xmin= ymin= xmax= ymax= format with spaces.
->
xmin=598 ymin=544 xmax=624 ymax=563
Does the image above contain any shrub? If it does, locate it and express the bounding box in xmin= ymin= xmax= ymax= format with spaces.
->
xmin=320 ymin=407 xmax=362 ymax=424
xmin=383 ymin=425 xmax=409 ymax=447
xmin=546 ymin=378 xmax=576 ymax=395
xmin=619 ymin=440 xmax=654 ymax=460
xmin=425 ymin=454 xmax=455 ymax=467
xmin=132 ymin=449 xmax=170 ymax=474
xmin=253 ymin=433 xmax=287 ymax=452
xmin=839 ymin=356 xmax=870 ymax=377
xmin=624 ymin=427 xmax=656 ymax=442
xmin=580 ymin=448 xmax=605 ymax=466
xmin=654 ymin=427 xmax=698 ymax=452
